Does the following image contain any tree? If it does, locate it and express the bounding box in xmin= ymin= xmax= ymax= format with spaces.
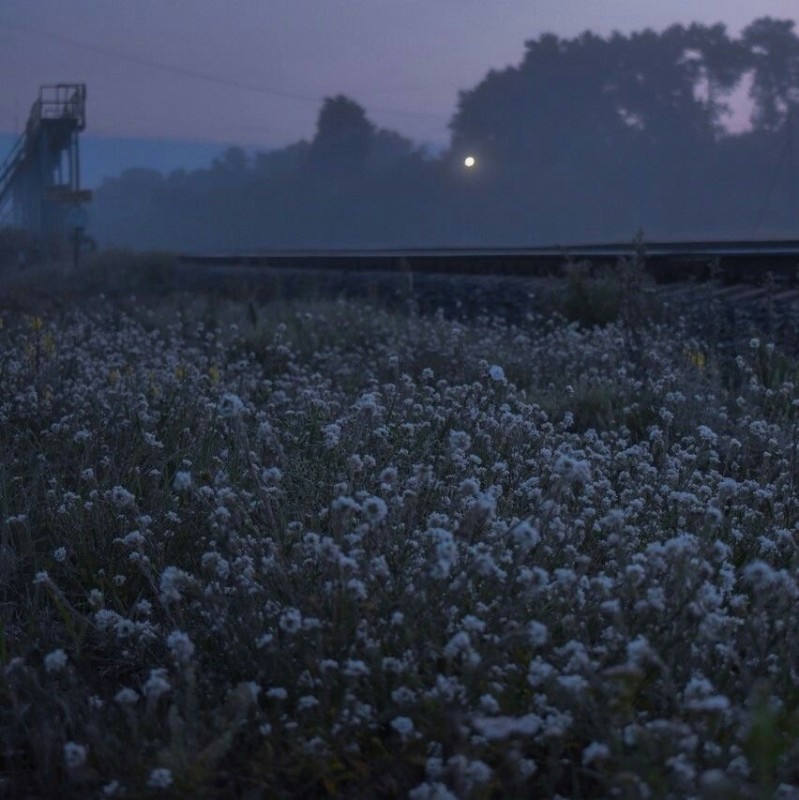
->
xmin=743 ymin=17 xmax=799 ymax=131
xmin=682 ymin=23 xmax=749 ymax=134
xmin=449 ymin=24 xmax=747 ymax=170
xmin=450 ymin=32 xmax=629 ymax=169
xmin=310 ymin=95 xmax=375 ymax=174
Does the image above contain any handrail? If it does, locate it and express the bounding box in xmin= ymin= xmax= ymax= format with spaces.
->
xmin=0 ymin=129 xmax=28 ymax=211
xmin=29 ymin=84 xmax=86 ymax=132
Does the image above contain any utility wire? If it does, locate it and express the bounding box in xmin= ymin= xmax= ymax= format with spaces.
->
xmin=0 ymin=18 xmax=450 ymax=122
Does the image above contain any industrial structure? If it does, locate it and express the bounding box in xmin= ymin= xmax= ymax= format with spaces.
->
xmin=0 ymin=84 xmax=90 ymax=247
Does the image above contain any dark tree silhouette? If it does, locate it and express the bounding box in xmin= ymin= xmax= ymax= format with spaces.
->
xmin=450 ymin=32 xmax=630 ymax=170
xmin=310 ymin=95 xmax=376 ymax=174
xmin=743 ymin=17 xmax=799 ymax=131
xmin=89 ymin=18 xmax=799 ymax=250
xmin=683 ymin=23 xmax=749 ymax=133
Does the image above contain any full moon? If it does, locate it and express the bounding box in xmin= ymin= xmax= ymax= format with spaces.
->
xmin=464 ymin=156 xmax=476 ymax=168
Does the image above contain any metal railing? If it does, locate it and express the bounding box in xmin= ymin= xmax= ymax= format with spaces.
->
xmin=26 ymin=84 xmax=86 ymax=134
xmin=0 ymin=130 xmax=27 ymax=217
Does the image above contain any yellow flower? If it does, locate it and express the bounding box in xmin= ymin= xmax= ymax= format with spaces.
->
xmin=175 ymin=365 xmax=187 ymax=381
xmin=109 ymin=369 xmax=120 ymax=386
xmin=29 ymin=316 xmax=43 ymax=332
xmin=209 ymin=364 xmax=220 ymax=385
xmin=43 ymin=332 xmax=56 ymax=357
xmin=685 ymin=349 xmax=705 ymax=370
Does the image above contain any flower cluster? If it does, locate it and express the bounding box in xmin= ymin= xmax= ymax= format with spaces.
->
xmin=2 ymin=292 xmax=799 ymax=797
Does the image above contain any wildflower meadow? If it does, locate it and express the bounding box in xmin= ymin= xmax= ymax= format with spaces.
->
xmin=2 ymin=275 xmax=799 ymax=798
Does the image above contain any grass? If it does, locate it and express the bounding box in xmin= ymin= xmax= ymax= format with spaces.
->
xmin=2 ymin=257 xmax=799 ymax=797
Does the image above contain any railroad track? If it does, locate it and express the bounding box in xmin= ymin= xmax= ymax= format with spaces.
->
xmin=176 ymin=242 xmax=799 ymax=351
xmin=179 ymin=239 xmax=799 ymax=283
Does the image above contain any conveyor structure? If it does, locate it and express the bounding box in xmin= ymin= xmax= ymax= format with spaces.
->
xmin=0 ymin=84 xmax=89 ymax=241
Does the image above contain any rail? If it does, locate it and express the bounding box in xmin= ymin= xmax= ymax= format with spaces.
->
xmin=179 ymin=240 xmax=799 ymax=282
xmin=26 ymin=84 xmax=86 ymax=134
xmin=0 ymin=130 xmax=27 ymax=215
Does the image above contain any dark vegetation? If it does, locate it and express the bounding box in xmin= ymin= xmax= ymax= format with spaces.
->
xmin=3 ymin=259 xmax=799 ymax=797
xmin=89 ymin=18 xmax=799 ymax=249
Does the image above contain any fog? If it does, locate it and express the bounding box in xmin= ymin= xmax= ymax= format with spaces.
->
xmin=90 ymin=19 xmax=799 ymax=250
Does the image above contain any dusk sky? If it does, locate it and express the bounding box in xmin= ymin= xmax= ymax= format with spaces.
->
xmin=1 ymin=1 xmax=798 ymax=154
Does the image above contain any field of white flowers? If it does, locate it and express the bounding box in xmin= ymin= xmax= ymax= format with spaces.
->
xmin=2 ymin=283 xmax=799 ymax=798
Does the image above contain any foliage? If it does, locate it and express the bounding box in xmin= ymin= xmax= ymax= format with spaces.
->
xmin=2 ymin=282 xmax=799 ymax=797
xmin=90 ymin=17 xmax=799 ymax=250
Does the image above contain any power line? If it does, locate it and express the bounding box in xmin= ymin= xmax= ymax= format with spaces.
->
xmin=0 ymin=18 xmax=450 ymax=123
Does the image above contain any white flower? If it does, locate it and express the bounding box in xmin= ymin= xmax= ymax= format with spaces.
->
xmin=443 ymin=631 xmax=481 ymax=665
xmin=44 ymin=648 xmax=68 ymax=673
xmin=554 ymin=454 xmax=591 ymax=484
xmin=582 ymin=741 xmax=610 ymax=766
xmin=279 ymin=607 xmax=302 ymax=634
xmin=115 ymin=687 xmax=140 ymax=705
xmin=362 ymin=495 xmax=388 ymax=523
xmin=63 ymin=742 xmax=88 ymax=769
xmin=344 ymin=659 xmax=370 ymax=678
xmin=449 ymin=430 xmax=472 ymax=452
xmin=147 ymin=768 xmax=173 ymax=789
xmin=323 ymin=422 xmax=341 ymax=448
xmin=488 ymin=364 xmax=506 ymax=382
xmin=527 ymin=620 xmax=549 ymax=647
xmin=88 ymin=589 xmax=104 ymax=609
xmin=697 ymin=425 xmax=718 ymax=445
xmin=217 ymin=392 xmax=245 ymax=418
xmin=742 ymin=560 xmax=777 ymax=589
xmin=409 ymin=782 xmax=459 ymax=800
xmin=512 ymin=520 xmax=540 ymax=550
xmin=261 ymin=466 xmax=282 ymax=485
xmin=172 ymin=471 xmax=192 ymax=492
xmin=166 ymin=630 xmax=195 ymax=663
xmin=528 ymin=657 xmax=555 ymax=687
xmin=479 ymin=694 xmax=500 ymax=714
xmin=109 ymin=486 xmax=135 ymax=508
xmin=447 ymin=755 xmax=492 ymax=785
xmin=159 ymin=565 xmax=193 ymax=602
xmin=52 ymin=547 xmax=67 ymax=562
xmin=379 ymin=467 xmax=398 ymax=485
xmin=683 ymin=676 xmax=730 ymax=713
xmin=428 ymin=527 xmax=457 ymax=578
xmin=391 ymin=716 xmax=415 ymax=739
xmin=120 ymin=530 xmax=144 ymax=549
xmin=354 ymin=391 xmax=380 ymax=416
xmin=143 ymin=668 xmax=171 ymax=700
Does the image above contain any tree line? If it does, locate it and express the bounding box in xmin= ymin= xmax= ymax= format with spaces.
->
xmin=92 ymin=17 xmax=799 ymax=249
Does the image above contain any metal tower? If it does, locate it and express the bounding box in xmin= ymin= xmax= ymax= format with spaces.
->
xmin=0 ymin=84 xmax=90 ymax=242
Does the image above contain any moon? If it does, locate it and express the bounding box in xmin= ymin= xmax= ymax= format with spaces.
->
xmin=464 ymin=155 xmax=476 ymax=168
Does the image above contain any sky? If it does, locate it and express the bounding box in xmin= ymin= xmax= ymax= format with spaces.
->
xmin=1 ymin=1 xmax=798 ymax=182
